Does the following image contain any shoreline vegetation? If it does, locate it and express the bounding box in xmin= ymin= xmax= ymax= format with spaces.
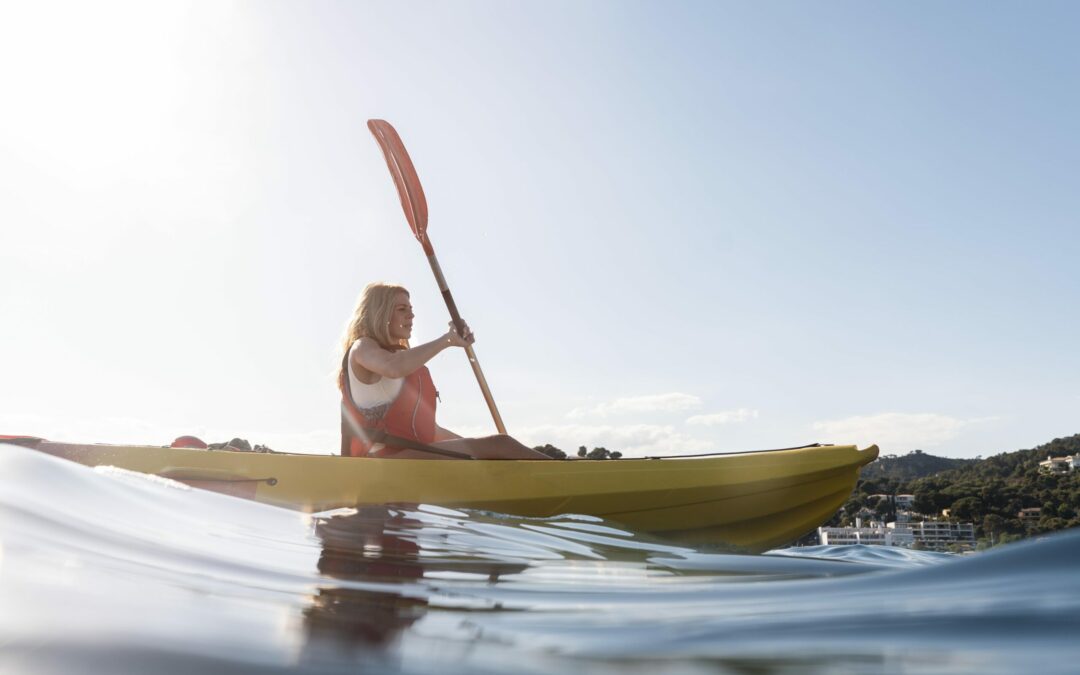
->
xmin=820 ymin=433 xmax=1080 ymax=550
xmin=531 ymin=444 xmax=622 ymax=460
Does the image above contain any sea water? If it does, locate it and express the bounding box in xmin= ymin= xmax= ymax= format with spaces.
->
xmin=1 ymin=443 xmax=1077 ymax=674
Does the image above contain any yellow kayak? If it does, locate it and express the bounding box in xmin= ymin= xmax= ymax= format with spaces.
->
xmin=14 ymin=437 xmax=878 ymax=552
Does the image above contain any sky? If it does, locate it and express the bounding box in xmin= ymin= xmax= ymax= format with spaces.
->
xmin=1 ymin=1 xmax=1078 ymax=459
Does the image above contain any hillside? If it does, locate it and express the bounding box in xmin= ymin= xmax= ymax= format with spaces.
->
xmin=835 ymin=434 xmax=1080 ymax=548
xmin=860 ymin=449 xmax=976 ymax=481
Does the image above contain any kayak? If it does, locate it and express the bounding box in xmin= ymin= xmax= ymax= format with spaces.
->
xmin=7 ymin=437 xmax=878 ymax=552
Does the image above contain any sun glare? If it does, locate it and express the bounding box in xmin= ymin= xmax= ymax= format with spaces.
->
xmin=6 ymin=4 xmax=176 ymax=168
xmin=1 ymin=3 xmax=256 ymax=188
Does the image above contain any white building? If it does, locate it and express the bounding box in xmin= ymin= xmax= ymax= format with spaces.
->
xmin=909 ymin=521 xmax=975 ymax=551
xmin=1039 ymin=455 xmax=1076 ymax=474
xmin=865 ymin=494 xmax=916 ymax=511
xmin=816 ymin=519 xmax=974 ymax=551
xmin=818 ymin=519 xmax=914 ymax=547
xmin=818 ymin=526 xmax=913 ymax=546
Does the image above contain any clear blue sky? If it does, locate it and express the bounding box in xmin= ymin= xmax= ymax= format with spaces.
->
xmin=1 ymin=1 xmax=1077 ymax=458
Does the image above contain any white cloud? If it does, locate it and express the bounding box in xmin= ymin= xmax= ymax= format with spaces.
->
xmin=566 ymin=393 xmax=702 ymax=419
xmin=811 ymin=412 xmax=997 ymax=452
xmin=686 ymin=408 xmax=759 ymax=426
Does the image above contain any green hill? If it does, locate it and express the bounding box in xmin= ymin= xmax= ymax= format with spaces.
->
xmin=860 ymin=449 xmax=976 ymax=481
xmin=836 ymin=434 xmax=1080 ymax=548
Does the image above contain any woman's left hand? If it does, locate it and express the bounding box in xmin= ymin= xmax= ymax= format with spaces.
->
xmin=445 ymin=320 xmax=475 ymax=347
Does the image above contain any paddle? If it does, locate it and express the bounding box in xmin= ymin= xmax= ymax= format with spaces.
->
xmin=366 ymin=119 xmax=508 ymax=435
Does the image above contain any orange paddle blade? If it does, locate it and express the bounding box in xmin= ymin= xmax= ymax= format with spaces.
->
xmin=367 ymin=119 xmax=433 ymax=255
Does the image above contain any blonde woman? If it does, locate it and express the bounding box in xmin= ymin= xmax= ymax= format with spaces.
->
xmin=339 ymin=282 xmax=552 ymax=460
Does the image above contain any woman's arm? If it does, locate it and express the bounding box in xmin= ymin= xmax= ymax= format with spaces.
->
xmin=355 ymin=323 xmax=472 ymax=379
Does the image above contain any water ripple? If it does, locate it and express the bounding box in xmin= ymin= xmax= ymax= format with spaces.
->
xmin=2 ymin=442 xmax=1079 ymax=674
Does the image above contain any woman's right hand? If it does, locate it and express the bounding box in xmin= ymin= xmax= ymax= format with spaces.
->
xmin=444 ymin=321 xmax=474 ymax=348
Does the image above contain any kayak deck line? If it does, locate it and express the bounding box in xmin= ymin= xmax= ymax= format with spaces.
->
xmin=643 ymin=442 xmax=827 ymax=459
xmin=7 ymin=437 xmax=879 ymax=553
xmin=1 ymin=435 xmax=833 ymax=461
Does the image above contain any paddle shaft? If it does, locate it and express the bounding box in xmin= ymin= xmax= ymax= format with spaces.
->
xmin=365 ymin=120 xmax=507 ymax=435
xmin=425 ymin=248 xmax=507 ymax=434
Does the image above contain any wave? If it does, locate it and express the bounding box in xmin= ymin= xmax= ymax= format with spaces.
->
xmin=2 ymin=442 xmax=1079 ymax=674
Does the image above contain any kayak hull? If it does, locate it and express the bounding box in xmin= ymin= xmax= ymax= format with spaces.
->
xmin=18 ymin=439 xmax=878 ymax=552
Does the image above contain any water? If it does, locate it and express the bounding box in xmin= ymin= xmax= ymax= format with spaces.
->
xmin=2 ymin=443 xmax=1078 ymax=674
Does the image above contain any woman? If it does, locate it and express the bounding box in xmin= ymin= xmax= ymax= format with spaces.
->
xmin=338 ymin=282 xmax=552 ymax=460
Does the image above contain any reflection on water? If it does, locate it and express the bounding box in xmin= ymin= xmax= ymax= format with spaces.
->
xmin=301 ymin=505 xmax=531 ymax=660
xmin=302 ymin=506 xmax=427 ymax=655
xmin=2 ymin=443 xmax=1080 ymax=674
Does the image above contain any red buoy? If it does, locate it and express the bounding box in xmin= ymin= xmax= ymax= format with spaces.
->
xmin=171 ymin=435 xmax=208 ymax=449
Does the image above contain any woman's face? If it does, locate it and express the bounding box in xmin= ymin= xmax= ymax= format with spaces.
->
xmin=387 ymin=291 xmax=414 ymax=341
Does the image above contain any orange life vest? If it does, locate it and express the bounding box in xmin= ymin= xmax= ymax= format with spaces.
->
xmin=340 ymin=351 xmax=437 ymax=458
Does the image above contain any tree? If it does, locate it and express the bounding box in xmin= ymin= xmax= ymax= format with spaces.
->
xmin=913 ymin=488 xmax=939 ymax=516
xmin=848 ymin=433 xmax=1080 ymax=547
xmin=950 ymin=496 xmax=980 ymax=522
xmin=873 ymin=497 xmax=893 ymax=520
xmin=982 ymin=513 xmax=1006 ymax=541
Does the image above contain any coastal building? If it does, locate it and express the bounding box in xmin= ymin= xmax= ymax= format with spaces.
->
xmin=817 ymin=521 xmax=914 ymax=547
xmin=864 ymin=494 xmax=915 ymax=511
xmin=1018 ymin=507 xmax=1042 ymax=522
xmin=907 ymin=521 xmax=976 ymax=552
xmin=859 ymin=492 xmax=911 ymax=514
xmin=1039 ymin=455 xmax=1076 ymax=474
xmin=815 ymin=518 xmax=975 ymax=551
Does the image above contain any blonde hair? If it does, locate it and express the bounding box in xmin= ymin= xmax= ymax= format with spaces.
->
xmin=337 ymin=282 xmax=410 ymax=391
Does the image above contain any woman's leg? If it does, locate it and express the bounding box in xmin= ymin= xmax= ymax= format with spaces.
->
xmin=432 ymin=434 xmax=554 ymax=460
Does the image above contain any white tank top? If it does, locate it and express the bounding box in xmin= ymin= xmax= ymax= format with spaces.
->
xmin=347 ymin=341 xmax=404 ymax=413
